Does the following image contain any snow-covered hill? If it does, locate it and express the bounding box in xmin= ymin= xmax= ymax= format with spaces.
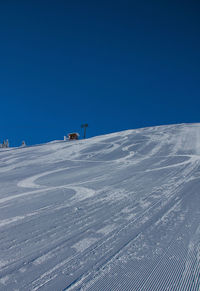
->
xmin=0 ymin=124 xmax=200 ymax=290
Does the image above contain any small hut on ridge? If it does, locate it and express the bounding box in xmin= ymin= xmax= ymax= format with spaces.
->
xmin=68 ymin=133 xmax=79 ymax=140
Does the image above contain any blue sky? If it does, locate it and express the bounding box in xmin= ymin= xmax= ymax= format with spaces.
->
xmin=0 ymin=1 xmax=200 ymax=146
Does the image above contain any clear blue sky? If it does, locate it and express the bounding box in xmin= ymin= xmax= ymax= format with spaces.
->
xmin=0 ymin=1 xmax=200 ymax=146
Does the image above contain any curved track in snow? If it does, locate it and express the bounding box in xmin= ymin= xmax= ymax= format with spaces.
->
xmin=0 ymin=123 xmax=200 ymax=290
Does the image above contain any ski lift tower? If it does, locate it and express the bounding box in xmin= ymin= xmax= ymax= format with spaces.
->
xmin=81 ymin=123 xmax=88 ymax=139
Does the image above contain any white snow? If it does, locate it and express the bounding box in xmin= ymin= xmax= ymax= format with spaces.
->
xmin=73 ymin=238 xmax=98 ymax=252
xmin=0 ymin=123 xmax=200 ymax=290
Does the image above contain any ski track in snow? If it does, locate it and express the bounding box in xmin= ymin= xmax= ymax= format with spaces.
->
xmin=0 ymin=123 xmax=200 ymax=290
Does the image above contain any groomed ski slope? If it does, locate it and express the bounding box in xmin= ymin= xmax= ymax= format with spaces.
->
xmin=0 ymin=123 xmax=200 ymax=291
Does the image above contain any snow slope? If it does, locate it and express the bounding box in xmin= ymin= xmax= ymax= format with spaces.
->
xmin=0 ymin=123 xmax=200 ymax=290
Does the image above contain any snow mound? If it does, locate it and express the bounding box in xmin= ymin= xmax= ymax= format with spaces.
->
xmin=0 ymin=123 xmax=200 ymax=290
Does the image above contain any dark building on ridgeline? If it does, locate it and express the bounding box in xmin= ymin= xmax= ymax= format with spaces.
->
xmin=68 ymin=133 xmax=79 ymax=140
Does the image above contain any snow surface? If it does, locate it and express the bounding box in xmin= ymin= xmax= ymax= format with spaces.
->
xmin=0 ymin=123 xmax=200 ymax=290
